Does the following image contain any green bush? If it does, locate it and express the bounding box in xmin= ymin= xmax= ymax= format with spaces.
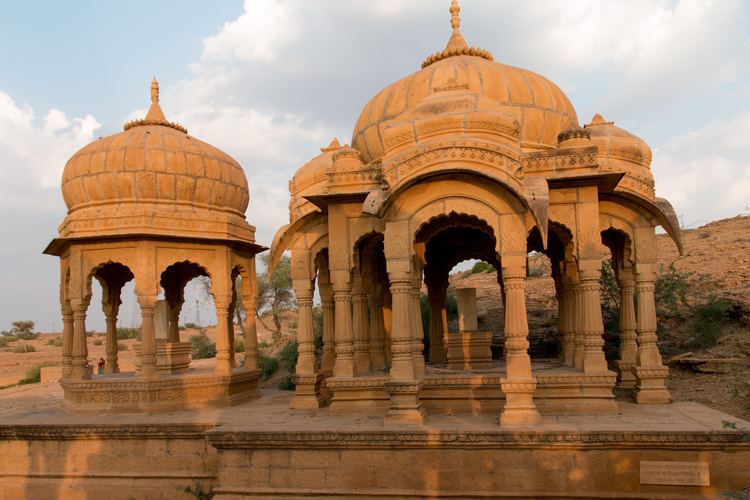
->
xmin=182 ymin=322 xmax=199 ymax=330
xmin=53 ymin=337 xmax=63 ymax=347
xmin=13 ymin=344 xmax=36 ymax=353
xmin=258 ymin=352 xmax=278 ymax=380
xmin=234 ymin=339 xmax=245 ymax=353
xmin=93 ymin=338 xmax=103 ymax=346
xmin=655 ymin=263 xmax=692 ymax=320
xmin=691 ymin=296 xmax=731 ymax=348
xmin=471 ymin=261 xmax=495 ymax=274
xmin=117 ymin=342 xmax=128 ymax=351
xmin=117 ymin=327 xmax=140 ymax=340
xmin=0 ymin=336 xmax=9 ymax=348
xmin=191 ymin=333 xmax=216 ymax=359
xmin=279 ymin=341 xmax=298 ymax=373
xmin=17 ymin=362 xmax=54 ymax=385
xmin=258 ymin=340 xmax=270 ymax=349
xmin=277 ymin=374 xmax=295 ymax=391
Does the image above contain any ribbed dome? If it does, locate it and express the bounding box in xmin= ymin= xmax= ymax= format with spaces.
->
xmin=585 ymin=114 xmax=652 ymax=168
xmin=352 ymin=5 xmax=578 ymax=164
xmin=58 ymin=79 xmax=254 ymax=242
xmin=62 ymin=80 xmax=249 ymax=215
xmin=288 ymin=138 xmax=341 ymax=223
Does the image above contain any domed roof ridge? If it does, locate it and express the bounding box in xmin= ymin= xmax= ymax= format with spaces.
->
xmin=421 ymin=1 xmax=494 ymax=69
xmin=123 ymin=78 xmax=187 ymax=134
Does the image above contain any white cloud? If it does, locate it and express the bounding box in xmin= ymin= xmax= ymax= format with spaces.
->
xmin=197 ymin=0 xmax=300 ymax=65
xmin=653 ymin=111 xmax=750 ymax=225
xmin=0 ymin=91 xmax=100 ymax=202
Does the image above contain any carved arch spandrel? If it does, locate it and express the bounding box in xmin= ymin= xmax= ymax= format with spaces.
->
xmin=598 ymin=199 xmax=659 ymax=266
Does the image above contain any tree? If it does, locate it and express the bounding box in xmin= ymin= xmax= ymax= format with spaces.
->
xmin=10 ymin=321 xmax=38 ymax=340
xmin=257 ymin=253 xmax=295 ymax=341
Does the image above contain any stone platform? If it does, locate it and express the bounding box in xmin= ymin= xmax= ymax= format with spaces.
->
xmin=60 ymin=366 xmax=261 ymax=414
xmin=0 ymin=383 xmax=748 ymax=499
xmin=328 ymin=359 xmax=618 ymax=416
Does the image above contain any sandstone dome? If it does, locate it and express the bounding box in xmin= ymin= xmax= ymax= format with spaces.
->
xmin=352 ymin=4 xmax=578 ymax=164
xmin=58 ymin=79 xmax=254 ymax=242
xmin=584 ymin=113 xmax=652 ymax=168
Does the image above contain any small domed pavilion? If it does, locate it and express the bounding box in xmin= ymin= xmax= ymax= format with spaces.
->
xmin=271 ymin=1 xmax=683 ymax=425
xmin=45 ymin=79 xmax=265 ymax=413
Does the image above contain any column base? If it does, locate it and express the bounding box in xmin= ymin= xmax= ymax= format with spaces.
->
xmin=354 ymin=351 xmax=372 ymax=375
xmin=290 ymin=373 xmax=326 ymax=409
xmin=500 ymin=378 xmax=541 ymax=427
xmin=70 ymin=364 xmax=93 ymax=381
xmin=384 ymin=381 xmax=425 ymax=425
xmin=334 ymin=356 xmax=355 ymax=378
xmin=616 ymin=361 xmax=637 ymax=388
xmin=633 ymin=366 xmax=671 ymax=404
xmin=369 ymin=350 xmax=387 ymax=371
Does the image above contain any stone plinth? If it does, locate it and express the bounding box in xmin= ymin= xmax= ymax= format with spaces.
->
xmin=60 ymin=368 xmax=260 ymax=414
xmin=156 ymin=341 xmax=191 ymax=374
xmin=446 ymin=331 xmax=493 ymax=371
xmin=134 ymin=341 xmax=192 ymax=374
xmin=1 ymin=385 xmax=748 ymax=499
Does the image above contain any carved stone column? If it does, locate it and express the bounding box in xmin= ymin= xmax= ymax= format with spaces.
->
xmin=104 ymin=306 xmax=120 ymax=374
xmin=632 ymin=265 xmax=671 ymax=403
xmin=616 ymin=268 xmax=638 ymax=388
xmin=291 ymin=286 xmax=324 ymax=408
xmin=70 ymin=299 xmax=91 ymax=380
xmin=214 ymin=302 xmax=234 ymax=376
xmin=573 ymin=283 xmax=585 ymax=370
xmin=138 ymin=297 xmax=158 ymax=379
xmin=333 ymin=283 xmax=355 ymax=378
xmin=242 ymin=292 xmax=258 ymax=370
xmin=61 ymin=303 xmax=74 ymax=379
xmin=578 ymin=265 xmax=609 ymax=374
xmin=167 ymin=303 xmax=181 ymax=343
xmin=352 ymin=278 xmax=371 ymax=374
xmin=560 ymin=285 xmax=576 ymax=366
xmin=499 ymin=265 xmax=540 ymax=426
xmin=320 ymin=289 xmax=336 ymax=373
xmin=410 ymin=275 xmax=425 ymax=378
xmin=385 ymin=274 xmax=424 ymax=425
xmin=368 ymin=292 xmax=387 ymax=371
xmin=427 ymin=284 xmax=447 ymax=364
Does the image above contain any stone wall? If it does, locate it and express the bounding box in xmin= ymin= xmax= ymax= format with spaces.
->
xmin=0 ymin=425 xmax=216 ymax=499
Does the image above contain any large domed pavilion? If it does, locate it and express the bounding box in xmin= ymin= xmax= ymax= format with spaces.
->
xmin=271 ymin=0 xmax=682 ymax=424
xmin=45 ymin=79 xmax=265 ymax=413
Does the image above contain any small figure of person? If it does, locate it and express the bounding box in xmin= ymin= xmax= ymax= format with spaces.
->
xmin=97 ymin=357 xmax=105 ymax=375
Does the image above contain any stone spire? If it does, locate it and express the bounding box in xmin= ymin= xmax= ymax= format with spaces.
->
xmin=145 ymin=77 xmax=167 ymax=122
xmin=123 ymin=78 xmax=187 ymax=133
xmin=421 ymin=1 xmax=493 ymax=68
xmin=445 ymin=0 xmax=469 ymax=52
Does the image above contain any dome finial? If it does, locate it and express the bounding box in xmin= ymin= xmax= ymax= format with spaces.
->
xmin=421 ymin=1 xmax=493 ymax=68
xmin=450 ymin=0 xmax=461 ymax=32
xmin=123 ymin=77 xmax=187 ymax=133
xmin=151 ymin=77 xmax=159 ymax=104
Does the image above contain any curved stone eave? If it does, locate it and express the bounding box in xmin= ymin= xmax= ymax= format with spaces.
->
xmin=608 ymin=192 xmax=684 ymax=256
xmin=374 ymin=168 xmax=547 ymax=247
xmin=268 ymin=212 xmax=328 ymax=274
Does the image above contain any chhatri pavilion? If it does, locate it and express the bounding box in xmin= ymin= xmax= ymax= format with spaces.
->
xmin=18 ymin=3 xmax=750 ymax=498
xmin=44 ymin=79 xmax=265 ymax=412
xmin=45 ymin=2 xmax=682 ymax=423
xmin=270 ymin=0 xmax=683 ymax=425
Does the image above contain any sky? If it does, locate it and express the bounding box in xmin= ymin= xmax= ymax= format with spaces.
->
xmin=0 ymin=0 xmax=748 ymax=332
